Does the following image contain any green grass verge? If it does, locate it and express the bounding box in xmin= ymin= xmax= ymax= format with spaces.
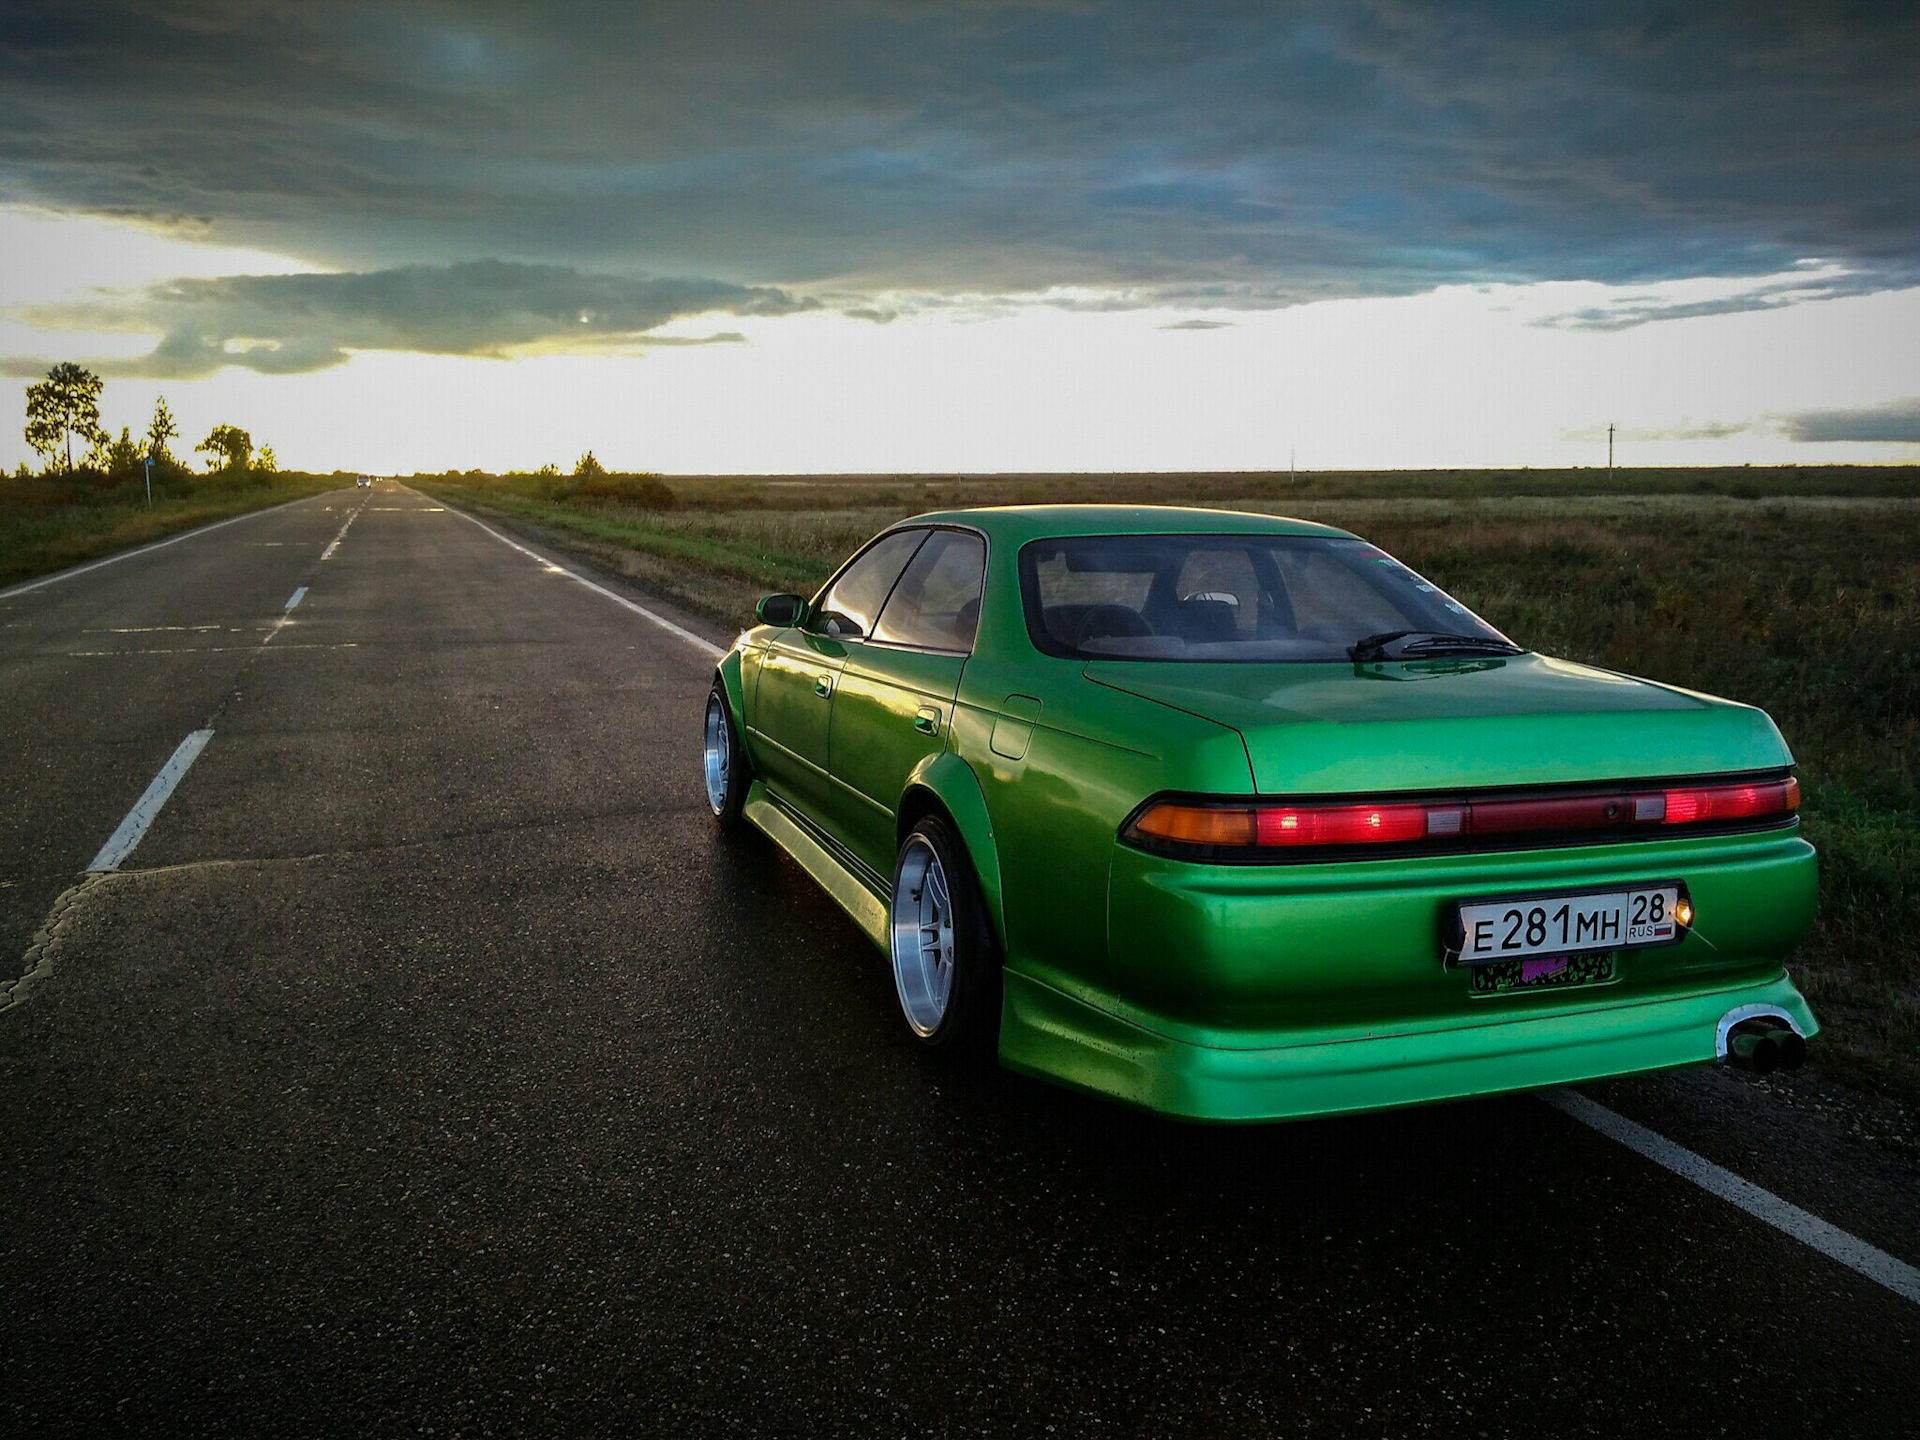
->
xmin=0 ymin=471 xmax=347 ymax=588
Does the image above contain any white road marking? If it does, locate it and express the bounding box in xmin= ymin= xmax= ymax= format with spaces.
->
xmin=320 ymin=509 xmax=359 ymax=559
xmin=67 ymin=643 xmax=357 ymax=656
xmin=440 ymin=502 xmax=724 ymax=660
xmin=85 ymin=729 xmax=215 ymax=873
xmin=0 ymin=497 xmax=317 ymax=602
xmin=87 ymin=624 xmax=225 ymax=634
xmin=285 ymin=586 xmax=308 ymax=611
xmin=1544 ymin=1089 xmax=1920 ymax=1306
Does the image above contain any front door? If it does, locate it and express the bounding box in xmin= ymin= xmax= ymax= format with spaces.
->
xmin=826 ymin=528 xmax=987 ymax=879
xmin=750 ymin=528 xmax=928 ymax=829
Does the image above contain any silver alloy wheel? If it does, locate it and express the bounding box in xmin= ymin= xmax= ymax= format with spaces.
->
xmin=703 ymin=693 xmax=731 ymax=815
xmin=891 ymin=836 xmax=955 ymax=1037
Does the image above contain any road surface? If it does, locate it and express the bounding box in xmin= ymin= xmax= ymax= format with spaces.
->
xmin=2 ymin=485 xmax=1914 ymax=1436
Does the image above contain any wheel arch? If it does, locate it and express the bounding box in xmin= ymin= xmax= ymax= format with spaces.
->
xmin=897 ymin=753 xmax=1006 ymax=950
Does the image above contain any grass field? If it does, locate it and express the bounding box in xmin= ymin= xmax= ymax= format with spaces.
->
xmin=0 ymin=469 xmax=346 ymax=589
xmin=425 ymin=467 xmax=1920 ymax=1108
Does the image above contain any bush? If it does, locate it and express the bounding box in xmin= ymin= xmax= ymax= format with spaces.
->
xmin=562 ymin=472 xmax=679 ymax=510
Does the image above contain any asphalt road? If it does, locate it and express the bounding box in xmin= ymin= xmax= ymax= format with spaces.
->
xmin=2 ymin=484 xmax=1914 ymax=1437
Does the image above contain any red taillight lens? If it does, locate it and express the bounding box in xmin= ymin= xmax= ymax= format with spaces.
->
xmin=1126 ymin=774 xmax=1799 ymax=857
xmin=1255 ymin=803 xmax=1428 ymax=846
xmin=1663 ymin=775 xmax=1799 ymax=825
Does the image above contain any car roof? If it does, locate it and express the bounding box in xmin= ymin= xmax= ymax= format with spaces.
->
xmin=895 ymin=503 xmax=1357 ymax=543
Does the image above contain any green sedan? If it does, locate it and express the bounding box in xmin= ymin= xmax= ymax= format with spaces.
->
xmin=703 ymin=506 xmax=1817 ymax=1121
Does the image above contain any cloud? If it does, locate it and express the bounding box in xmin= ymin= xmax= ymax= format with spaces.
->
xmin=1780 ymin=399 xmax=1920 ymax=444
xmin=6 ymin=261 xmax=811 ymax=376
xmin=1561 ymin=420 xmax=1758 ymax=443
xmin=0 ymin=2 xmax=1915 ymax=313
xmin=1158 ymin=319 xmax=1235 ymax=331
xmin=1532 ymin=266 xmax=1904 ymax=331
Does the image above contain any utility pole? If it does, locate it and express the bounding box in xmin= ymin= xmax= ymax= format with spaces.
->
xmin=1290 ymin=445 xmax=1296 ymax=482
xmin=1608 ymin=422 xmax=1615 ymax=478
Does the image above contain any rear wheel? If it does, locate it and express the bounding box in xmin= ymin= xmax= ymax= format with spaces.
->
xmin=889 ymin=814 xmax=999 ymax=1050
xmin=703 ymin=682 xmax=749 ymax=828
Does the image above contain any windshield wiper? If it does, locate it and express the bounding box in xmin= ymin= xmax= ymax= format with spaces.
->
xmin=1349 ymin=630 xmax=1523 ymax=661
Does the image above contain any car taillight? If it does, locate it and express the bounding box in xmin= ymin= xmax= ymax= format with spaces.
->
xmin=1255 ymin=803 xmax=1428 ymax=846
xmin=1124 ymin=774 xmax=1799 ymax=858
xmin=1660 ymin=776 xmax=1799 ymax=825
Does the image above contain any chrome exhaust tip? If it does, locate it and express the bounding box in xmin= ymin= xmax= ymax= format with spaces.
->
xmin=1717 ymin=1005 xmax=1809 ymax=1073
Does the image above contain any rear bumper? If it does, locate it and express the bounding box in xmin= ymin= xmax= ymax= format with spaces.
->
xmin=998 ymin=967 xmax=1818 ymax=1123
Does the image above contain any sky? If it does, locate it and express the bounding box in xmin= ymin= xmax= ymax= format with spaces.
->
xmin=2 ymin=0 xmax=1917 ymax=474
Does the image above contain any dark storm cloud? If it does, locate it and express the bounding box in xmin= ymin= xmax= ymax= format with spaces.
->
xmin=3 ymin=262 xmax=808 ymax=376
xmin=3 ymin=1 xmax=1918 ymax=334
xmin=1781 ymin=399 xmax=1920 ymax=444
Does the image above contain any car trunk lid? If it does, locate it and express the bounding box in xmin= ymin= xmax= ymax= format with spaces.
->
xmin=1084 ymin=653 xmax=1793 ymax=794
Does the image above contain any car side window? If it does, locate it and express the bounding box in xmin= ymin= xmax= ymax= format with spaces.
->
xmin=871 ymin=530 xmax=987 ymax=651
xmin=809 ymin=530 xmax=927 ymax=640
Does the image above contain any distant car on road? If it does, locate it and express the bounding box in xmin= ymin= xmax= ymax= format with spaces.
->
xmin=356 ymin=475 xmax=373 ymax=487
xmin=704 ymin=506 xmax=1817 ymax=1121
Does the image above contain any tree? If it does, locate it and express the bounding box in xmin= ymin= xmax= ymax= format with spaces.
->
xmin=106 ymin=426 xmax=144 ymax=479
xmin=573 ymin=450 xmax=606 ymax=478
xmin=196 ymin=424 xmax=253 ymax=472
xmin=24 ymin=363 xmax=107 ymax=472
xmin=146 ymin=397 xmax=179 ymax=463
xmin=255 ymin=445 xmax=278 ymax=474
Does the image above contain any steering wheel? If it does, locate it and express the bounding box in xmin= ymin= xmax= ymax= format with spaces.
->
xmin=1074 ymin=604 xmax=1154 ymax=647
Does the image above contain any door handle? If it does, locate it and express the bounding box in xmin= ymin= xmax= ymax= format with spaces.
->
xmin=814 ymin=674 xmax=834 ymax=697
xmin=914 ymin=705 xmax=941 ymax=736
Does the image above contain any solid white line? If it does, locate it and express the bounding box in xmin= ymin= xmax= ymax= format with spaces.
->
xmin=285 ymin=586 xmax=308 ymax=611
xmin=0 ymin=497 xmax=317 ymax=602
xmin=1544 ymin=1089 xmax=1920 ymax=1306
xmin=85 ymin=729 xmax=215 ymax=873
xmin=440 ymin=502 xmax=724 ymax=660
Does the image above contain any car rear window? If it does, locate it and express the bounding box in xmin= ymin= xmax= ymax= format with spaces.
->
xmin=1019 ymin=533 xmax=1515 ymax=662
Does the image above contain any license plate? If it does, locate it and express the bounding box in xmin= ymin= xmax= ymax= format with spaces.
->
xmin=1449 ymin=884 xmax=1684 ymax=966
xmin=1468 ymin=952 xmax=1618 ymax=997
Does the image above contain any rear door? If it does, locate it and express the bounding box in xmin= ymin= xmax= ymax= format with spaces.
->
xmin=752 ymin=529 xmax=927 ymax=823
xmin=828 ymin=528 xmax=988 ymax=879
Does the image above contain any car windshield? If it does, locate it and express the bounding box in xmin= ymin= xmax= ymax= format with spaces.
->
xmin=1019 ymin=533 xmax=1519 ymax=662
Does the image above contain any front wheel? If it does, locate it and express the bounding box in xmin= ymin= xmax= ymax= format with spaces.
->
xmin=703 ymin=682 xmax=750 ymax=828
xmin=889 ymin=815 xmax=1000 ymax=1051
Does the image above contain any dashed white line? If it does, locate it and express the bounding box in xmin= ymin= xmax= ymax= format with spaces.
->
xmin=1544 ymin=1089 xmax=1920 ymax=1306
xmin=320 ymin=510 xmax=359 ymax=560
xmin=440 ymin=502 xmax=724 ymax=660
xmin=85 ymin=729 xmax=215 ymax=873
xmin=0 ymin=497 xmax=317 ymax=602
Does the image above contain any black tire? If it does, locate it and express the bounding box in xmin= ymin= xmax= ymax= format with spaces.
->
xmin=889 ymin=814 xmax=1001 ymax=1052
xmin=703 ymin=680 xmax=751 ymax=829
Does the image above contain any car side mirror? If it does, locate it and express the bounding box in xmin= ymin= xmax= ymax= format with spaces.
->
xmin=756 ymin=593 xmax=805 ymax=627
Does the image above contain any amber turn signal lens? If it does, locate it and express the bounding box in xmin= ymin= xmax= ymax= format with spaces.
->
xmin=1131 ymin=803 xmax=1258 ymax=847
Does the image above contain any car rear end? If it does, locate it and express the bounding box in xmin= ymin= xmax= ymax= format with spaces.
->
xmin=1059 ymin=774 xmax=1816 ymax=1122
xmin=995 ymin=519 xmax=1819 ymax=1121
